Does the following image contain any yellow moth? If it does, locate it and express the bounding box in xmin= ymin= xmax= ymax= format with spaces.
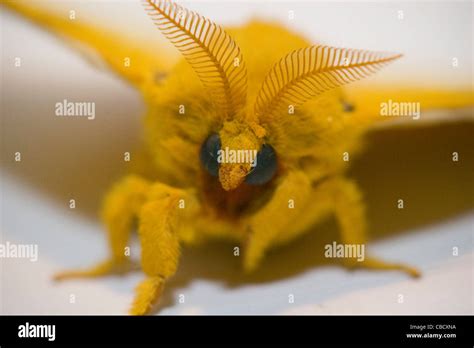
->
xmin=4 ymin=0 xmax=472 ymax=315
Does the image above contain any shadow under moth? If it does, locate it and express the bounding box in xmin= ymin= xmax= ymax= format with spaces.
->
xmin=4 ymin=0 xmax=473 ymax=315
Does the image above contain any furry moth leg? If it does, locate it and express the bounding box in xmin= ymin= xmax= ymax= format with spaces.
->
xmin=54 ymin=175 xmax=150 ymax=281
xmin=129 ymin=183 xmax=190 ymax=315
xmin=326 ymin=177 xmax=420 ymax=278
xmin=243 ymin=170 xmax=312 ymax=272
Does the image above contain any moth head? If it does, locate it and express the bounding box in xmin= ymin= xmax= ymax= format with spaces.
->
xmin=145 ymin=0 xmax=402 ymax=191
xmin=199 ymin=117 xmax=279 ymax=191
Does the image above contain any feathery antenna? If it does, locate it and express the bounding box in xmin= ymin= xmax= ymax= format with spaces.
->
xmin=143 ymin=0 xmax=247 ymax=119
xmin=254 ymin=45 xmax=402 ymax=122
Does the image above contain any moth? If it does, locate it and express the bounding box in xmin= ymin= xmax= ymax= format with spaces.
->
xmin=5 ymin=0 xmax=472 ymax=315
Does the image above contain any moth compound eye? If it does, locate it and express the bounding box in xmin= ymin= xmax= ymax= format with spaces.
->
xmin=200 ymin=133 xmax=221 ymax=177
xmin=245 ymin=144 xmax=277 ymax=185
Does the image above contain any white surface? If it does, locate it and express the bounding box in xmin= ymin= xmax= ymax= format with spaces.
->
xmin=1 ymin=172 xmax=473 ymax=315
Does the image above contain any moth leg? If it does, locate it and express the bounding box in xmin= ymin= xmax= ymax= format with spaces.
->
xmin=327 ymin=177 xmax=420 ymax=278
xmin=243 ymin=171 xmax=312 ymax=272
xmin=129 ymin=183 xmax=189 ymax=315
xmin=54 ymin=175 xmax=150 ymax=280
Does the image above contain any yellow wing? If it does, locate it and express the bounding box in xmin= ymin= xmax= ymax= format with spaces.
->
xmin=345 ymin=86 xmax=473 ymax=130
xmin=2 ymin=0 xmax=174 ymax=90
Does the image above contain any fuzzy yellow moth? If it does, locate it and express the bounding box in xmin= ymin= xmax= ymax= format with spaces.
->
xmin=3 ymin=0 xmax=473 ymax=315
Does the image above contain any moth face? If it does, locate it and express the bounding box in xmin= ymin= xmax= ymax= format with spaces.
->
xmin=144 ymin=0 xmax=402 ymax=192
xmin=200 ymin=124 xmax=277 ymax=191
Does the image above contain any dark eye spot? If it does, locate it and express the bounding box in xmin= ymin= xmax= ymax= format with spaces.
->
xmin=245 ymin=144 xmax=277 ymax=185
xmin=154 ymin=71 xmax=168 ymax=84
xmin=200 ymin=133 xmax=220 ymax=177
xmin=342 ymin=100 xmax=355 ymax=112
